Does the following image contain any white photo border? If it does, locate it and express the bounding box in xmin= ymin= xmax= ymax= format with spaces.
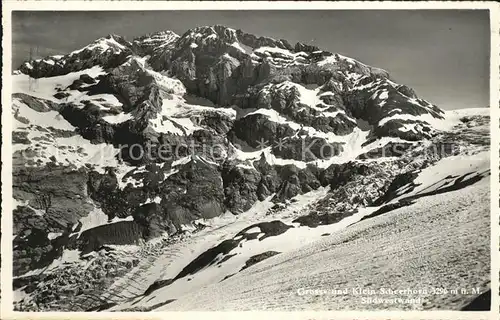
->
xmin=2 ymin=2 xmax=499 ymax=320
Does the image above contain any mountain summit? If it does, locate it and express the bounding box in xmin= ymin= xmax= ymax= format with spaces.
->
xmin=18 ymin=25 xmax=447 ymax=145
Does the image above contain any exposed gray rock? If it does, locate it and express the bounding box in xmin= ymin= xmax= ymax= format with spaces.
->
xmin=230 ymin=113 xmax=296 ymax=148
xmin=272 ymin=136 xmax=344 ymax=162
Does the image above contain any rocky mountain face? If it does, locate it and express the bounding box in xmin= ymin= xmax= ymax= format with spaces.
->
xmin=11 ymin=25 xmax=489 ymax=311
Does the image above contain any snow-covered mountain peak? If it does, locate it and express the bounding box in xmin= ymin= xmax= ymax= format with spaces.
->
xmin=133 ymin=30 xmax=180 ymax=56
xmin=185 ymin=25 xmax=238 ymax=39
xmin=71 ymin=34 xmax=131 ymax=55
xmin=133 ymin=30 xmax=179 ymax=45
xmin=19 ymin=35 xmax=132 ymax=78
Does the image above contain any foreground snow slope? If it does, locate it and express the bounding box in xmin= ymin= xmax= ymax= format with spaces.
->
xmin=100 ymin=149 xmax=490 ymax=311
xmin=102 ymin=188 xmax=330 ymax=303
xmin=112 ymin=208 xmax=380 ymax=310
xmin=152 ymin=174 xmax=489 ymax=311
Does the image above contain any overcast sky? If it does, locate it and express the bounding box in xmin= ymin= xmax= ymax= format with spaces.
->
xmin=12 ymin=10 xmax=490 ymax=110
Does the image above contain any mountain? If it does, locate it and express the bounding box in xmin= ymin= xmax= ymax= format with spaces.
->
xmin=11 ymin=25 xmax=490 ymax=311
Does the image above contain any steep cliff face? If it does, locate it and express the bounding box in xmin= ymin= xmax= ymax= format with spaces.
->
xmin=12 ymin=24 xmax=484 ymax=288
